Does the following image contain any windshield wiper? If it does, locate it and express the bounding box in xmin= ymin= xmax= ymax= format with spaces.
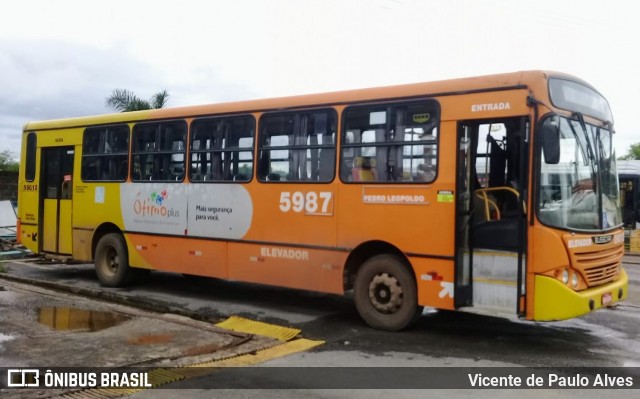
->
xmin=566 ymin=116 xmax=590 ymax=165
xmin=573 ymin=112 xmax=606 ymax=229
xmin=572 ymin=112 xmax=596 ymax=163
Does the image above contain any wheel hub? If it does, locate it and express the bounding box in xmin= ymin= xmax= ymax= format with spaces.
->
xmin=368 ymin=272 xmax=403 ymax=313
xmin=106 ymin=248 xmax=119 ymax=274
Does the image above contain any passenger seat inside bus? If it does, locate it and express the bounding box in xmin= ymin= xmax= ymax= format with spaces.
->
xmin=352 ymin=156 xmax=377 ymax=182
xmin=472 ymin=187 xmax=522 ymax=252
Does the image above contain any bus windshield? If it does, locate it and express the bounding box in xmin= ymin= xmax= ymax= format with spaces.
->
xmin=538 ymin=115 xmax=621 ymax=231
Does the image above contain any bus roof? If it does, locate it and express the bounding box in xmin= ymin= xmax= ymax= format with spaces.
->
xmin=23 ymin=70 xmax=586 ymax=131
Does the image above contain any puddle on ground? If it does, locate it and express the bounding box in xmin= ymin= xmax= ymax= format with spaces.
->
xmin=37 ymin=307 xmax=130 ymax=332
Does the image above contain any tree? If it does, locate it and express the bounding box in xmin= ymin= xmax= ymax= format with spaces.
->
xmin=0 ymin=150 xmax=19 ymax=172
xmin=619 ymin=142 xmax=640 ymax=160
xmin=105 ymin=89 xmax=169 ymax=112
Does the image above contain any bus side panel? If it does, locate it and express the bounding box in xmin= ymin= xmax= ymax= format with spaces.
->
xmin=335 ymin=184 xmax=453 ymax=253
xmin=72 ymin=229 xmax=93 ymax=261
xmin=73 ymin=182 xmax=126 ymax=260
xmin=18 ymin=141 xmax=40 ymax=253
xmin=19 ymin=223 xmax=39 ymax=253
xmin=410 ymin=256 xmax=455 ymax=310
xmin=125 ymin=233 xmax=228 ymax=278
xmin=335 ymin=120 xmax=458 ymax=257
xmin=228 ymin=182 xmax=343 ymax=293
xmin=119 ymin=182 xmax=253 ymax=276
xmin=227 ymin=242 xmax=345 ymax=294
xmin=244 ymin=183 xmax=338 ymax=248
xmin=438 ymin=89 xmax=531 ymax=121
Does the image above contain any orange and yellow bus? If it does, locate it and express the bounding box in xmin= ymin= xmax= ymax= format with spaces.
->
xmin=17 ymin=71 xmax=628 ymax=330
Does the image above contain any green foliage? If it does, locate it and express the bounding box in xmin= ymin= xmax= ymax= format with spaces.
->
xmin=0 ymin=150 xmax=19 ymax=172
xmin=105 ymin=89 xmax=169 ymax=112
xmin=150 ymin=90 xmax=169 ymax=109
xmin=619 ymin=142 xmax=640 ymax=160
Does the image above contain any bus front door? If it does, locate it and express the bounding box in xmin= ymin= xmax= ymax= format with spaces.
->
xmin=41 ymin=146 xmax=74 ymax=255
xmin=456 ymin=118 xmax=528 ymax=316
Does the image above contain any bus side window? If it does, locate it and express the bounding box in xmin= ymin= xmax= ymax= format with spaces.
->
xmin=352 ymin=156 xmax=377 ymax=182
xmin=132 ymin=121 xmax=186 ymax=182
xmin=25 ymin=132 xmax=37 ymax=182
xmin=341 ymin=101 xmax=439 ymax=183
xmin=258 ymin=110 xmax=336 ymax=183
xmin=189 ymin=116 xmax=255 ymax=183
xmin=82 ymin=125 xmax=129 ymax=182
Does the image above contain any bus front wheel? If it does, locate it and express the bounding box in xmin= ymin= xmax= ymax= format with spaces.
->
xmin=354 ymin=254 xmax=423 ymax=331
xmin=95 ymin=233 xmax=131 ymax=287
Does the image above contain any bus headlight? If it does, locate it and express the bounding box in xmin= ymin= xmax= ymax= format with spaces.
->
xmin=550 ymin=268 xmax=583 ymax=290
xmin=561 ymin=269 xmax=569 ymax=284
xmin=571 ymin=272 xmax=579 ymax=288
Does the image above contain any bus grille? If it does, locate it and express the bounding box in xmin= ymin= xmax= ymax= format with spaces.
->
xmin=573 ymin=245 xmax=623 ymax=286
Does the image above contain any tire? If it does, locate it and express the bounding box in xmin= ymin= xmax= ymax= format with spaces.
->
xmin=94 ymin=233 xmax=131 ymax=287
xmin=354 ymin=254 xmax=423 ymax=331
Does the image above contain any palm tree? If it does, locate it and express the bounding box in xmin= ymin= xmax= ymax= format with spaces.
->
xmin=105 ymin=89 xmax=169 ymax=112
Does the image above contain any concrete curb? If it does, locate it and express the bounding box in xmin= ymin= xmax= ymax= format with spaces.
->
xmin=0 ymin=269 xmax=249 ymax=339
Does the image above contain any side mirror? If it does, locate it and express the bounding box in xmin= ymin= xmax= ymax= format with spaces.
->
xmin=541 ymin=123 xmax=560 ymax=164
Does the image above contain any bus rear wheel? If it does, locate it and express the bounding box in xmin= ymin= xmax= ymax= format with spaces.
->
xmin=95 ymin=233 xmax=131 ymax=287
xmin=354 ymin=254 xmax=423 ymax=331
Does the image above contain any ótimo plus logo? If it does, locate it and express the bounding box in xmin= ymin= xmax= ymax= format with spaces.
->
xmin=133 ymin=188 xmax=179 ymax=218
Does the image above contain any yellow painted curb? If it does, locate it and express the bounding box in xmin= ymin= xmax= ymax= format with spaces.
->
xmin=189 ymin=338 xmax=325 ymax=368
xmin=215 ymin=315 xmax=301 ymax=341
xmin=60 ymin=320 xmax=324 ymax=398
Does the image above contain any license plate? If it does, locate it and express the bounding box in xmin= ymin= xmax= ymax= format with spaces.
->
xmin=602 ymin=292 xmax=612 ymax=306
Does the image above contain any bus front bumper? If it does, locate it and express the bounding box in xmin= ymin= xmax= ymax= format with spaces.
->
xmin=533 ymin=269 xmax=628 ymax=321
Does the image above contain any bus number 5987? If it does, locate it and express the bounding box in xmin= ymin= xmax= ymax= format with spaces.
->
xmin=279 ymin=191 xmax=333 ymax=215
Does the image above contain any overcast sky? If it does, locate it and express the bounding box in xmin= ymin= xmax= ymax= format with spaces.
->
xmin=1 ymin=0 xmax=638 ymax=160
